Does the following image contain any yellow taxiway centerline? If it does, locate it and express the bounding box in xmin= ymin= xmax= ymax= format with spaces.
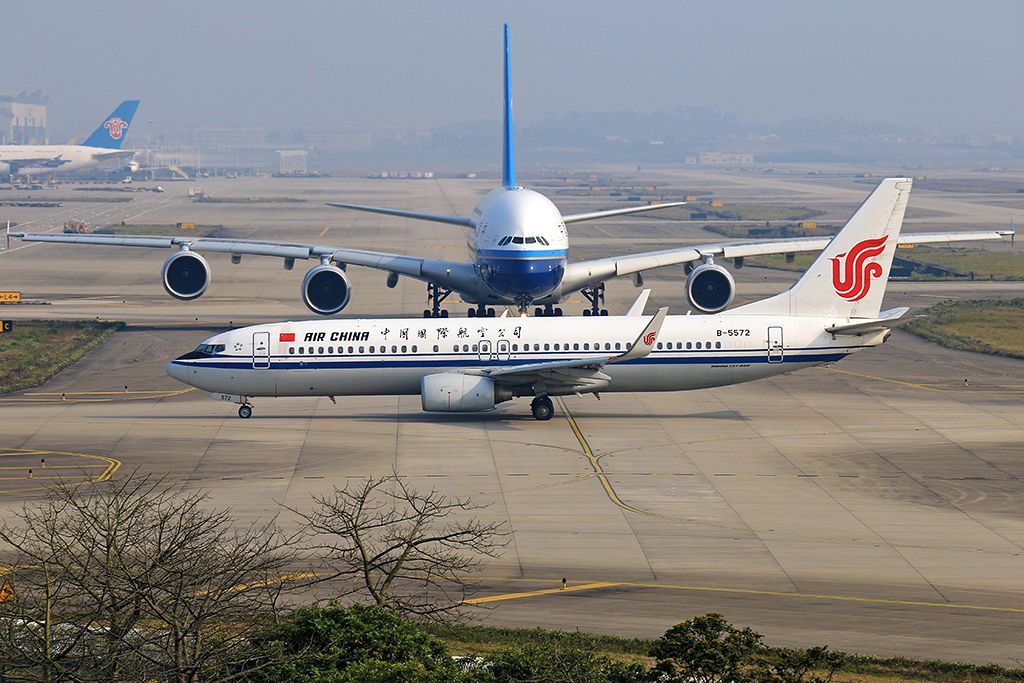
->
xmin=465 ymin=581 xmax=622 ymax=605
xmin=477 ymin=576 xmax=1024 ymax=614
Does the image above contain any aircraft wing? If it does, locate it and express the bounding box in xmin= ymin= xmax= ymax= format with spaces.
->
xmin=483 ymin=307 xmax=667 ymax=392
xmin=561 ymin=201 xmax=687 ymax=223
xmin=326 ymin=202 xmax=476 ymax=228
xmin=560 ymin=229 xmax=1014 ymax=292
xmin=7 ymin=232 xmax=481 ymax=293
xmin=92 ymin=149 xmax=136 ymax=161
xmin=5 ymin=156 xmax=70 ymax=172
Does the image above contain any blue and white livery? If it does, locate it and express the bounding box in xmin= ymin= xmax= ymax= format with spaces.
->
xmin=0 ymin=100 xmax=139 ymax=177
xmin=8 ymin=30 xmax=1012 ymax=315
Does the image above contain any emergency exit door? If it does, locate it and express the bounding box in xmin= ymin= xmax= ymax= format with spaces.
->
xmin=252 ymin=331 xmax=271 ymax=369
xmin=767 ymin=326 xmax=784 ymax=363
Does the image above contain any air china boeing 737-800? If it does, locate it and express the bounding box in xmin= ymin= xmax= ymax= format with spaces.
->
xmin=8 ymin=27 xmax=1011 ymax=318
xmin=170 ymin=177 xmax=933 ymax=421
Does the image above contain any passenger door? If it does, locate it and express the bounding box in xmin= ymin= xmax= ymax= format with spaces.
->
xmin=767 ymin=326 xmax=784 ymax=363
xmin=477 ymin=339 xmax=493 ymax=362
xmin=496 ymin=339 xmax=511 ymax=361
xmin=252 ymin=331 xmax=271 ymax=369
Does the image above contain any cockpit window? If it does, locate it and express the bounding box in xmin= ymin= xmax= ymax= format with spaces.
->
xmin=498 ymin=236 xmax=512 ymax=246
xmin=512 ymin=236 xmax=524 ymax=244
xmin=537 ymin=236 xmax=550 ymax=246
xmin=525 ymin=236 xmax=537 ymax=244
xmin=194 ymin=343 xmax=225 ymax=354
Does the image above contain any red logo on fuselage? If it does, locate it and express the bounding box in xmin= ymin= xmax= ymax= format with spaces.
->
xmin=104 ymin=117 xmax=128 ymax=139
xmin=643 ymin=331 xmax=657 ymax=345
xmin=830 ymin=235 xmax=888 ymax=302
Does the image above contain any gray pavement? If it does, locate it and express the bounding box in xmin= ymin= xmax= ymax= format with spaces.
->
xmin=1 ymin=172 xmax=1023 ymax=664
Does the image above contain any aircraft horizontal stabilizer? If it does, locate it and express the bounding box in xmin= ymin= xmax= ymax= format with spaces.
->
xmin=825 ymin=307 xmax=911 ymax=335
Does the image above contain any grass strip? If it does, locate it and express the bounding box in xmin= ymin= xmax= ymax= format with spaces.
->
xmin=0 ymin=320 xmax=124 ymax=394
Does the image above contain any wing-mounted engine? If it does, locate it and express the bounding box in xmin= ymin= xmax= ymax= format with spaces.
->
xmin=301 ymin=262 xmax=352 ymax=315
xmin=421 ymin=373 xmax=513 ymax=412
xmin=685 ymin=260 xmax=735 ymax=313
xmin=162 ymin=249 xmax=210 ymax=300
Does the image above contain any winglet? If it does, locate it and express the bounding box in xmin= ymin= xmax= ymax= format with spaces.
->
xmin=612 ymin=307 xmax=668 ymax=363
xmin=625 ymin=289 xmax=651 ymax=317
xmin=501 ymin=23 xmax=516 ymax=189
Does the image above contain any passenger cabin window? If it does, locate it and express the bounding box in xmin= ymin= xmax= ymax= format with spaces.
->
xmin=298 ymin=347 xmax=304 ymax=354
xmin=289 ymin=347 xmax=295 ymax=355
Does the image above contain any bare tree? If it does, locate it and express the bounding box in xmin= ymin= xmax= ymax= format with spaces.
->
xmin=294 ymin=475 xmax=507 ymax=619
xmin=0 ymin=474 xmax=302 ymax=683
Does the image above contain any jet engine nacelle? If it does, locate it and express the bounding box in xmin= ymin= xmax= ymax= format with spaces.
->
xmin=161 ymin=250 xmax=210 ymax=300
xmin=420 ymin=373 xmax=512 ymax=413
xmin=301 ymin=264 xmax=351 ymax=315
xmin=685 ymin=262 xmax=735 ymax=313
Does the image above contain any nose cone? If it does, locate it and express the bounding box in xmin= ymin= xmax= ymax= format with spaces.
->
xmin=166 ymin=360 xmax=190 ymax=385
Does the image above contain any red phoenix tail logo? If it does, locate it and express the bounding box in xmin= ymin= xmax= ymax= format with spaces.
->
xmin=642 ymin=331 xmax=657 ymax=345
xmin=104 ymin=117 xmax=128 ymax=139
xmin=830 ymin=235 xmax=888 ymax=302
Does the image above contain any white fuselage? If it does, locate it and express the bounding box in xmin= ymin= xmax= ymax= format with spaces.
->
xmin=0 ymin=145 xmax=131 ymax=176
xmin=167 ymin=312 xmax=884 ymax=402
xmin=466 ymin=187 xmax=569 ymax=304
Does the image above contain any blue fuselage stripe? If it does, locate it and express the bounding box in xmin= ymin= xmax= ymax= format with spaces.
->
xmin=172 ymin=349 xmax=854 ymax=372
xmin=475 ymin=248 xmax=568 ymax=259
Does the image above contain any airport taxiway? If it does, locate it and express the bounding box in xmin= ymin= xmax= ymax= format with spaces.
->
xmin=1 ymin=171 xmax=1023 ymax=663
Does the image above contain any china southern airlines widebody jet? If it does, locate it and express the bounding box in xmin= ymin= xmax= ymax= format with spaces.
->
xmin=0 ymin=100 xmax=139 ymax=178
xmin=8 ymin=28 xmax=1011 ymax=319
xmin=170 ymin=178 xmax=937 ymax=421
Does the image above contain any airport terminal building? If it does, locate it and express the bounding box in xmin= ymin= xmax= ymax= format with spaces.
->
xmin=0 ymin=90 xmax=47 ymax=144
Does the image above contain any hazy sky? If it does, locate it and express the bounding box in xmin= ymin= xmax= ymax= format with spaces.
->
xmin=5 ymin=1 xmax=1023 ymax=137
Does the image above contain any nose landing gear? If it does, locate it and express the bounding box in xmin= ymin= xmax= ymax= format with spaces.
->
xmin=238 ymin=404 xmax=253 ymax=419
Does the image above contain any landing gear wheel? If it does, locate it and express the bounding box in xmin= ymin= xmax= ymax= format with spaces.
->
xmin=583 ymin=310 xmax=591 ymax=316
xmin=238 ymin=404 xmax=252 ymax=419
xmin=440 ymin=309 xmax=449 ymax=318
xmin=600 ymin=309 xmax=609 ymax=316
xmin=535 ymin=307 xmax=544 ymax=317
xmin=468 ymin=308 xmax=476 ymax=317
xmin=531 ymin=396 xmax=554 ymax=421
xmin=487 ymin=307 xmax=496 ymax=317
xmin=423 ymin=309 xmax=431 ymax=318
xmin=555 ymin=307 xmax=563 ymax=316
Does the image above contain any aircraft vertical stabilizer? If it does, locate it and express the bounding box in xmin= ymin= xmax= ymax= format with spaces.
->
xmin=736 ymin=177 xmax=912 ymax=319
xmin=501 ymin=23 xmax=516 ymax=189
xmin=82 ymin=100 xmax=140 ymax=150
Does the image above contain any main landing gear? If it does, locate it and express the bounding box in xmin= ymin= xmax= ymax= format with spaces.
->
xmin=423 ymin=282 xmax=451 ymax=318
xmin=236 ymin=400 xmax=253 ymax=419
xmin=534 ymin=304 xmax=564 ymax=317
xmin=468 ymin=305 xmax=496 ymax=317
xmin=581 ymin=283 xmax=609 ymax=316
xmin=530 ymin=396 xmax=554 ymax=421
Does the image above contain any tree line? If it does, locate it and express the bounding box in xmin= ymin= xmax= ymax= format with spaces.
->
xmin=0 ymin=473 xmax=844 ymax=682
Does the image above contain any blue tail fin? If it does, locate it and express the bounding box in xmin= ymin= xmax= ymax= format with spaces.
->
xmin=501 ymin=24 xmax=516 ymax=189
xmin=82 ymin=100 xmax=140 ymax=149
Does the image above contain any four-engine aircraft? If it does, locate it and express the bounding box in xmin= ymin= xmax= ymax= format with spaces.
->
xmin=169 ymin=178 xmax=936 ymax=420
xmin=8 ymin=29 xmax=1011 ymax=318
